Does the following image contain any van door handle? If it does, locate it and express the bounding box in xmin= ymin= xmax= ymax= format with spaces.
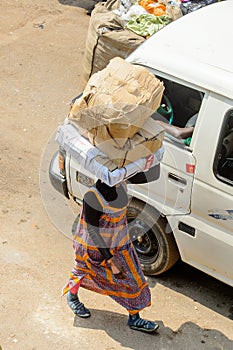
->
xmin=168 ymin=173 xmax=187 ymax=186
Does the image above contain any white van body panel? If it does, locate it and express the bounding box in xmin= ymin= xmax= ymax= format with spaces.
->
xmin=128 ymin=140 xmax=196 ymax=215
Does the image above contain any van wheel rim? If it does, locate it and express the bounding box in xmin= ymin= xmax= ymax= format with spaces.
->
xmin=128 ymin=218 xmax=160 ymax=261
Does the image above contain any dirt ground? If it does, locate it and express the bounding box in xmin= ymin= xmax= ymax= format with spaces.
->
xmin=0 ymin=1 xmax=232 ymax=349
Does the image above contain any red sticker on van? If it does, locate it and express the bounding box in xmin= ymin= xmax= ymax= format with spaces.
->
xmin=186 ymin=164 xmax=195 ymax=173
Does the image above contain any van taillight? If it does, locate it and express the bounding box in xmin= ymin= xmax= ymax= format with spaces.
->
xmin=58 ymin=148 xmax=66 ymax=176
xmin=58 ymin=154 xmax=65 ymax=171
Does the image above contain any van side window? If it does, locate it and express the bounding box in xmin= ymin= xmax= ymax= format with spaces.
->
xmin=153 ymin=77 xmax=204 ymax=145
xmin=214 ymin=110 xmax=233 ymax=185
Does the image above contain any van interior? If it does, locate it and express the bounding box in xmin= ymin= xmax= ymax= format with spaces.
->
xmin=154 ymin=76 xmax=233 ymax=184
xmin=155 ymin=76 xmax=204 ymax=128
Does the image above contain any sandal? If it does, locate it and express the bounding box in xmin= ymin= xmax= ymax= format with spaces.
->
xmin=67 ymin=291 xmax=91 ymax=318
xmin=128 ymin=313 xmax=159 ymax=333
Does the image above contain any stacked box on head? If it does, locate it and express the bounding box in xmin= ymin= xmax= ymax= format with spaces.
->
xmin=69 ymin=57 xmax=165 ymax=167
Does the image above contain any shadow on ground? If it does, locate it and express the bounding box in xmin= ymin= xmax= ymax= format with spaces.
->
xmin=73 ymin=309 xmax=233 ymax=350
xmin=58 ymin=0 xmax=104 ymax=13
xmin=147 ymin=261 xmax=233 ymax=321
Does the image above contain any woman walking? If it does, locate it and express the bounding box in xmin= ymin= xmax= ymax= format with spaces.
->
xmin=63 ymin=171 xmax=159 ymax=333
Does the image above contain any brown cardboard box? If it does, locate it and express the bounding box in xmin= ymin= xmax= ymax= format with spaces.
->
xmin=88 ymin=117 xmax=165 ymax=168
xmin=71 ymin=104 xmax=153 ymax=148
xmin=69 ymin=57 xmax=164 ymax=147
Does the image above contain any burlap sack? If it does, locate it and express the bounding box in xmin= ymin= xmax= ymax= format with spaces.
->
xmin=162 ymin=0 xmax=183 ymax=21
xmin=82 ymin=0 xmax=145 ymax=87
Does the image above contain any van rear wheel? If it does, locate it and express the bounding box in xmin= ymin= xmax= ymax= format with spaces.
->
xmin=127 ymin=198 xmax=180 ymax=275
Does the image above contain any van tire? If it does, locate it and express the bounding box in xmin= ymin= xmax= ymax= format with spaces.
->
xmin=127 ymin=198 xmax=180 ymax=275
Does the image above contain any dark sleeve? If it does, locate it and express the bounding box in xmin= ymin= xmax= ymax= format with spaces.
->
xmin=127 ymin=164 xmax=160 ymax=184
xmin=83 ymin=191 xmax=113 ymax=261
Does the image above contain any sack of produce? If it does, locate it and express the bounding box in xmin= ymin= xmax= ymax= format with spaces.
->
xmin=82 ymin=0 xmax=145 ymax=86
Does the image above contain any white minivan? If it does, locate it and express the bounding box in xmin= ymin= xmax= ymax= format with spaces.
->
xmin=49 ymin=1 xmax=233 ymax=287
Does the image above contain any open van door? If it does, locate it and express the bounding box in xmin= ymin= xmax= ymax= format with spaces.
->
xmin=129 ymin=74 xmax=202 ymax=217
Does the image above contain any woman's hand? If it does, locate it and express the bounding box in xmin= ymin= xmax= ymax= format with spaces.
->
xmin=108 ymin=257 xmax=126 ymax=279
